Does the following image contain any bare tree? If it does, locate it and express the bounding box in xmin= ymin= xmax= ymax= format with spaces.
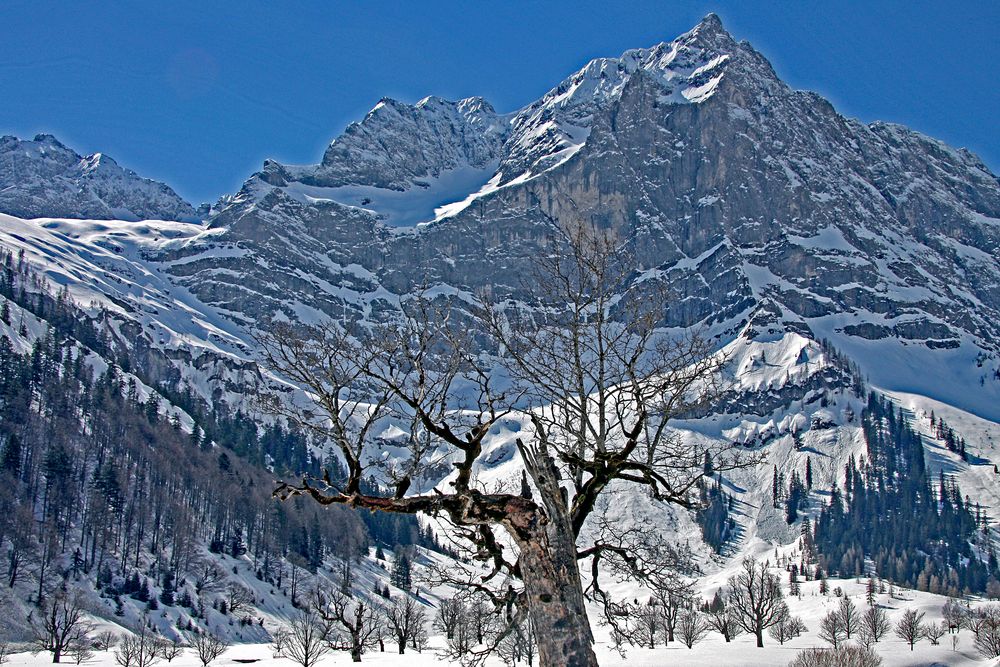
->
xmin=313 ymin=586 xmax=382 ymax=662
xmin=768 ymin=613 xmax=806 ymax=645
xmin=497 ymin=616 xmax=536 ymax=666
xmin=115 ymin=629 xmax=160 ymax=667
xmin=836 ymin=596 xmax=859 ymax=639
xmin=191 ymin=632 xmax=229 ymax=667
xmin=706 ymin=606 xmax=743 ymax=643
xmin=155 ymin=638 xmax=185 ymax=663
xmin=652 ymin=588 xmax=686 ymax=645
xmin=632 ymin=602 xmax=659 ymax=649
xmin=860 ymin=605 xmax=890 ymax=644
xmin=268 ymin=221 xmax=745 ymax=667
xmin=922 ymin=621 xmax=946 ymax=645
xmin=93 ymin=632 xmax=119 ymax=652
xmin=30 ymin=588 xmax=95 ymax=663
xmin=819 ymin=610 xmax=846 ymax=649
xmin=677 ymin=610 xmax=708 ymax=648
xmin=384 ymin=595 xmax=427 ymax=654
xmin=941 ymin=598 xmax=965 ymax=633
xmin=226 ymin=584 xmax=254 ymax=616
xmin=727 ymin=558 xmax=788 ymax=647
xmin=66 ymin=639 xmax=93 ymax=665
xmin=895 ymin=608 xmax=924 ymax=651
xmin=272 ymin=611 xmax=330 ymax=667
xmin=190 ymin=559 xmax=226 ymax=595
xmin=434 ymin=597 xmax=463 ymax=640
xmin=974 ymin=608 xmax=1000 ymax=659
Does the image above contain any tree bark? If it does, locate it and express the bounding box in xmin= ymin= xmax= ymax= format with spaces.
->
xmin=514 ymin=520 xmax=597 ymax=667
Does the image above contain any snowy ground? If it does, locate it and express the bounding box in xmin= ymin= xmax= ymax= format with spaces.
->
xmin=5 ymin=571 xmax=992 ymax=667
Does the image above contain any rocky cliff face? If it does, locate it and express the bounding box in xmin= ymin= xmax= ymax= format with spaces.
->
xmin=1 ymin=15 xmax=998 ymax=419
xmin=0 ymin=134 xmax=197 ymax=221
xmin=150 ymin=14 xmax=1000 ymax=416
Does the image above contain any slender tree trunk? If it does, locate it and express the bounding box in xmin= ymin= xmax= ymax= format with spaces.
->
xmin=514 ymin=522 xmax=597 ymax=667
xmin=755 ymin=627 xmax=763 ymax=648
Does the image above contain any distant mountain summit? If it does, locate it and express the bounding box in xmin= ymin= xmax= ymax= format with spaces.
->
xmin=0 ymin=134 xmax=197 ymax=221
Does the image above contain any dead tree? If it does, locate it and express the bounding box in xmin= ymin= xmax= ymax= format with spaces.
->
xmin=30 ymin=588 xmax=95 ymax=663
xmin=727 ymin=558 xmax=788 ymax=647
xmin=267 ymin=221 xmax=746 ymax=667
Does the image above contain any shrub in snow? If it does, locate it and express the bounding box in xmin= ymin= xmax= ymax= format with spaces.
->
xmin=788 ymin=646 xmax=882 ymax=667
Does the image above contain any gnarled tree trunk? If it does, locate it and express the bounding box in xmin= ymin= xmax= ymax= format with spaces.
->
xmin=511 ymin=512 xmax=597 ymax=667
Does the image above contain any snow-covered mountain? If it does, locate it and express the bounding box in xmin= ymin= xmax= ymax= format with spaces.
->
xmin=0 ymin=15 xmax=999 ymax=654
xmin=0 ymin=134 xmax=198 ymax=222
xmin=150 ymin=13 xmax=1000 ymax=421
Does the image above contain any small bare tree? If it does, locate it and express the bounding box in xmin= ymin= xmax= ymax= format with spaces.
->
xmin=384 ymin=595 xmax=427 ymax=654
xmin=226 ymin=585 xmax=254 ymax=616
xmin=860 ymin=605 xmax=889 ymax=643
xmin=923 ymin=621 xmax=947 ymax=645
xmin=155 ymin=638 xmax=185 ymax=663
xmin=66 ymin=639 xmax=93 ymax=665
xmin=974 ymin=609 xmax=1000 ymax=659
xmin=769 ymin=613 xmax=806 ymax=645
xmin=30 ymin=588 xmax=95 ymax=663
xmin=836 ymin=596 xmax=859 ymax=639
xmin=497 ymin=616 xmax=536 ymax=666
xmin=632 ymin=601 xmax=660 ymax=648
xmin=115 ymin=629 xmax=160 ymax=667
xmin=191 ymin=632 xmax=229 ymax=667
xmin=313 ymin=586 xmax=382 ymax=662
xmin=727 ymin=558 xmax=788 ymax=647
xmin=190 ymin=559 xmax=226 ymax=595
xmin=272 ymin=611 xmax=330 ymax=667
xmin=895 ymin=608 xmax=924 ymax=651
xmin=652 ymin=589 xmax=686 ymax=645
xmin=434 ymin=597 xmax=463 ymax=640
xmin=677 ymin=610 xmax=708 ymax=648
xmin=819 ymin=610 xmax=846 ymax=649
xmin=268 ymin=220 xmax=746 ymax=667
xmin=706 ymin=605 xmax=743 ymax=643
xmin=788 ymin=646 xmax=882 ymax=667
xmin=94 ymin=632 xmax=119 ymax=652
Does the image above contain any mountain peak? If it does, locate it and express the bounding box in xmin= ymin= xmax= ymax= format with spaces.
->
xmin=0 ymin=134 xmax=197 ymax=222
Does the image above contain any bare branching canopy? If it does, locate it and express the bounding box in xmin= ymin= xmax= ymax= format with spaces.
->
xmin=263 ymin=220 xmax=753 ymax=667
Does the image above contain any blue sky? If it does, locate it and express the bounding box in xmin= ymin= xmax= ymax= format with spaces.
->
xmin=2 ymin=1 xmax=997 ymax=205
